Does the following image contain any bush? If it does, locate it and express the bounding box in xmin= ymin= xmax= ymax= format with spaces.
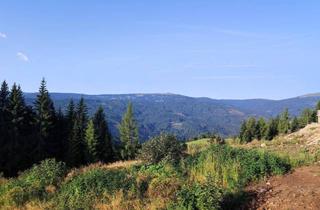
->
xmin=56 ymin=168 xmax=136 ymax=209
xmin=0 ymin=159 xmax=66 ymax=207
xmin=139 ymin=134 xmax=186 ymax=164
xmin=190 ymin=145 xmax=291 ymax=191
xmin=172 ymin=179 xmax=223 ymax=210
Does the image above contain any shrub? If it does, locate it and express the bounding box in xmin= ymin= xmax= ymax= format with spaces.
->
xmin=56 ymin=168 xmax=135 ymax=209
xmin=0 ymin=159 xmax=66 ymax=207
xmin=139 ymin=134 xmax=186 ymax=164
xmin=172 ymin=179 xmax=223 ymax=210
xmin=190 ymin=145 xmax=291 ymax=191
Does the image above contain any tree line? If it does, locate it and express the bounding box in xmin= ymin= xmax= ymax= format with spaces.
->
xmin=239 ymin=103 xmax=320 ymax=143
xmin=0 ymin=79 xmax=139 ymax=176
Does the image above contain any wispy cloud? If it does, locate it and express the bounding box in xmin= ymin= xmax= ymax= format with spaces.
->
xmin=0 ymin=32 xmax=7 ymax=39
xmin=17 ymin=52 xmax=30 ymax=62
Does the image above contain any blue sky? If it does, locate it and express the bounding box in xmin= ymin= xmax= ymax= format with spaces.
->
xmin=0 ymin=0 xmax=319 ymax=99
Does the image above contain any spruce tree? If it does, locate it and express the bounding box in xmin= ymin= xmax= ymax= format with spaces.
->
xmin=290 ymin=116 xmax=300 ymax=132
xmin=34 ymin=78 xmax=57 ymax=159
xmin=278 ymin=108 xmax=290 ymax=134
xmin=55 ymin=108 xmax=68 ymax=160
xmin=93 ymin=106 xmax=113 ymax=162
xmin=0 ymin=81 xmax=10 ymax=146
xmin=239 ymin=120 xmax=247 ymax=143
xmin=85 ymin=119 xmax=98 ymax=163
xmin=265 ymin=118 xmax=279 ymax=140
xmin=6 ymin=84 xmax=35 ymax=175
xmin=119 ymin=102 xmax=139 ymax=160
xmin=65 ymin=99 xmax=76 ymax=163
xmin=0 ymin=81 xmax=10 ymax=174
xmin=68 ymin=98 xmax=88 ymax=166
xmin=255 ymin=117 xmax=267 ymax=140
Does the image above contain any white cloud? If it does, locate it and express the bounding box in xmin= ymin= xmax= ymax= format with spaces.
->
xmin=0 ymin=32 xmax=7 ymax=38
xmin=17 ymin=52 xmax=29 ymax=62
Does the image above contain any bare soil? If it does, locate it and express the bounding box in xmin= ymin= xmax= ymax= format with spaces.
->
xmin=244 ymin=165 xmax=320 ymax=210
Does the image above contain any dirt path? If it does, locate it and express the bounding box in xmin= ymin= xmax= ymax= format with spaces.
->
xmin=244 ymin=165 xmax=320 ymax=210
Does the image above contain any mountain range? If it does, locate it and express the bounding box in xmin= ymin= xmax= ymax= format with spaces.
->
xmin=24 ymin=93 xmax=320 ymax=142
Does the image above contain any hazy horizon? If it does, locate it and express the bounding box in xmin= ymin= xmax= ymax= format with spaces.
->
xmin=1 ymin=1 xmax=319 ymax=99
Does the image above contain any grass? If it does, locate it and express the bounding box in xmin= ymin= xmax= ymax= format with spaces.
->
xmin=0 ymin=138 xmax=306 ymax=210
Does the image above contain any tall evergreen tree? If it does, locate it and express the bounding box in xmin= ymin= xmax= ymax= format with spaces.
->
xmin=278 ymin=108 xmax=290 ymax=134
xmin=34 ymin=78 xmax=57 ymax=159
xmin=290 ymin=116 xmax=300 ymax=132
xmin=55 ymin=108 xmax=68 ymax=160
xmin=265 ymin=117 xmax=279 ymax=140
xmin=85 ymin=120 xmax=98 ymax=163
xmin=68 ymin=98 xmax=88 ymax=166
xmin=299 ymin=108 xmax=315 ymax=128
xmin=255 ymin=117 xmax=267 ymax=140
xmin=93 ymin=106 xmax=113 ymax=162
xmin=0 ymin=81 xmax=10 ymax=146
xmin=0 ymin=81 xmax=10 ymax=174
xmin=119 ymin=102 xmax=139 ymax=160
xmin=65 ymin=100 xmax=76 ymax=163
xmin=5 ymin=84 xmax=35 ymax=175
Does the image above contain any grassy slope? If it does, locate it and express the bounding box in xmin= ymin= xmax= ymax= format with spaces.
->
xmin=2 ymin=125 xmax=319 ymax=210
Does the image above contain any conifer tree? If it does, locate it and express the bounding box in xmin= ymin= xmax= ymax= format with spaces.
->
xmin=0 ymin=81 xmax=10 ymax=146
xmin=255 ymin=117 xmax=267 ymax=140
xmin=290 ymin=116 xmax=300 ymax=132
xmin=119 ymin=102 xmax=139 ymax=160
xmin=299 ymin=108 xmax=315 ymax=127
xmin=65 ymin=99 xmax=76 ymax=162
xmin=239 ymin=120 xmax=247 ymax=143
xmin=0 ymin=81 xmax=10 ymax=174
xmin=6 ymin=84 xmax=35 ymax=175
xmin=265 ymin=118 xmax=279 ymax=140
xmin=55 ymin=108 xmax=68 ymax=160
xmin=85 ymin=119 xmax=98 ymax=163
xmin=68 ymin=98 xmax=88 ymax=166
xmin=278 ymin=108 xmax=290 ymax=134
xmin=93 ymin=106 xmax=113 ymax=162
xmin=34 ymin=79 xmax=57 ymax=159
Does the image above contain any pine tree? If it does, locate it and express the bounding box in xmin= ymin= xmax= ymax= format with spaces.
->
xmin=255 ymin=117 xmax=267 ymax=140
xmin=290 ymin=116 xmax=300 ymax=132
xmin=316 ymin=101 xmax=320 ymax=111
xmin=0 ymin=81 xmax=10 ymax=146
xmin=55 ymin=108 xmax=68 ymax=160
xmin=93 ymin=106 xmax=113 ymax=162
xmin=65 ymin=100 xmax=76 ymax=162
xmin=85 ymin=120 xmax=98 ymax=163
xmin=299 ymin=108 xmax=314 ymax=128
xmin=239 ymin=120 xmax=247 ymax=143
xmin=6 ymin=84 xmax=35 ymax=175
xmin=68 ymin=98 xmax=88 ymax=166
xmin=278 ymin=108 xmax=290 ymax=134
xmin=119 ymin=102 xmax=139 ymax=160
xmin=34 ymin=79 xmax=57 ymax=159
xmin=0 ymin=81 xmax=10 ymax=174
xmin=265 ymin=118 xmax=279 ymax=140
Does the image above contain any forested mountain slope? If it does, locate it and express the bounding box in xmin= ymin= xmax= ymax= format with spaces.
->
xmin=24 ymin=93 xmax=320 ymax=141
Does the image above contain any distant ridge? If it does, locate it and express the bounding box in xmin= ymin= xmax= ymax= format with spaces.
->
xmin=23 ymin=92 xmax=320 ymax=141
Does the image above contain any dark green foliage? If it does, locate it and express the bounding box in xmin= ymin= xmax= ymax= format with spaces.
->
xmin=0 ymin=159 xmax=66 ymax=206
xmin=173 ymin=180 xmax=223 ymax=210
xmin=93 ymin=106 xmax=113 ymax=162
xmin=85 ymin=120 xmax=99 ymax=163
xmin=239 ymin=117 xmax=257 ymax=143
xmin=299 ymin=108 xmax=316 ymax=127
xmin=56 ymin=168 xmax=135 ymax=209
xmin=278 ymin=108 xmax=290 ymax=134
xmin=139 ymin=134 xmax=186 ymax=164
xmin=264 ymin=117 xmax=279 ymax=140
xmin=255 ymin=118 xmax=267 ymax=140
xmin=119 ymin=102 xmax=139 ymax=160
xmin=0 ymin=80 xmax=118 ymax=176
xmin=68 ymin=98 xmax=88 ymax=166
xmin=34 ymin=79 xmax=57 ymax=159
xmin=290 ymin=116 xmax=300 ymax=132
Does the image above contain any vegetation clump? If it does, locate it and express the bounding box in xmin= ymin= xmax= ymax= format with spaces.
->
xmin=139 ymin=133 xmax=186 ymax=164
